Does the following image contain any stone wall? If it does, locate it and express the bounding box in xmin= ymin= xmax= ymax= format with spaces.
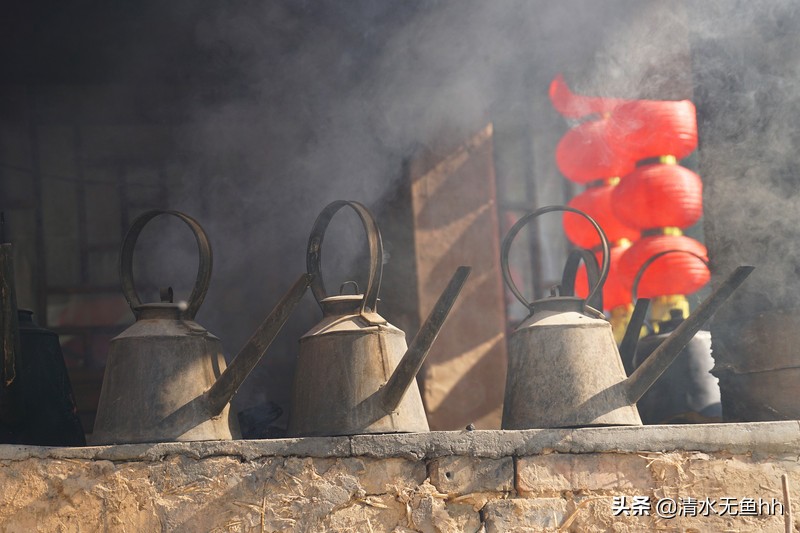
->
xmin=1 ymin=422 xmax=799 ymax=532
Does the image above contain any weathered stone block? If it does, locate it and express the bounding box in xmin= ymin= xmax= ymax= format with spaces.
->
xmin=648 ymin=452 xmax=798 ymax=498
xmin=483 ymin=498 xmax=567 ymax=532
xmin=403 ymin=480 xmax=481 ymax=533
xmin=316 ymin=457 xmax=427 ymax=495
xmin=517 ymin=453 xmax=653 ymax=495
xmin=325 ymin=494 xmax=408 ymax=532
xmin=429 ymin=455 xmax=514 ymax=495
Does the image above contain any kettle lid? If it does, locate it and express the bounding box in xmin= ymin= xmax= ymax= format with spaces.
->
xmin=320 ymin=294 xmax=365 ymax=315
xmin=529 ymin=296 xmax=604 ymax=317
xmin=134 ymin=302 xmax=187 ymax=320
xmin=17 ymin=308 xmax=35 ymax=324
xmin=318 ymin=294 xmax=387 ymax=325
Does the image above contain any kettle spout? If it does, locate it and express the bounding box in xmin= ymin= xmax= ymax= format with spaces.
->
xmin=204 ymin=273 xmax=312 ymax=416
xmin=625 ymin=265 xmax=755 ymax=404
xmin=379 ymin=266 xmax=471 ymax=415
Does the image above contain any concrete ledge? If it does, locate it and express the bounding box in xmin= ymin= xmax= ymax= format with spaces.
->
xmin=1 ymin=420 xmax=798 ymax=462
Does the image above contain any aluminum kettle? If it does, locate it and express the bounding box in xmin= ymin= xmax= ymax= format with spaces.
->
xmin=288 ymin=200 xmax=470 ymax=437
xmin=500 ymin=205 xmax=754 ymax=429
xmin=92 ymin=210 xmax=310 ymax=444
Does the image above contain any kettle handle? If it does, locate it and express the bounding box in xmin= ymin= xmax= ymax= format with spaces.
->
xmin=561 ymin=248 xmax=604 ymax=311
xmin=120 ymin=210 xmax=212 ymax=320
xmin=631 ymin=249 xmax=709 ymax=301
xmin=501 ymin=205 xmax=609 ymax=311
xmin=307 ymin=201 xmax=382 ymax=315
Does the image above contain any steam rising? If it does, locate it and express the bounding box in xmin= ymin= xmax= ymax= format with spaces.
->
xmin=150 ymin=1 xmax=526 ymax=418
xmin=117 ymin=0 xmax=800 ymax=421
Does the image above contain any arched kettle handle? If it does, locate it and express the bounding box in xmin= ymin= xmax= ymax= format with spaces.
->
xmin=307 ymin=200 xmax=382 ymax=315
xmin=631 ymin=249 xmax=710 ymax=301
xmin=501 ymin=205 xmax=609 ymax=311
xmin=561 ymin=248 xmax=604 ymax=311
xmin=120 ymin=209 xmax=212 ymax=320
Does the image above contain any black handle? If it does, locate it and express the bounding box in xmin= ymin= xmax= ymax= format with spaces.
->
xmin=120 ymin=210 xmax=212 ymax=320
xmin=561 ymin=248 xmax=604 ymax=311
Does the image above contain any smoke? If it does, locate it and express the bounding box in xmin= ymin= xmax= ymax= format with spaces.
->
xmin=53 ymin=0 xmax=800 ymax=422
xmin=141 ymin=0 xmax=531 ymax=421
xmin=686 ymin=0 xmax=800 ymax=322
xmin=567 ymin=0 xmax=800 ymax=371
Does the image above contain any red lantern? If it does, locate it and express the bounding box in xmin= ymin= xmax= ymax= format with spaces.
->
xmin=611 ymin=163 xmax=703 ymax=230
xmin=574 ymin=244 xmax=632 ymax=310
xmin=556 ymin=119 xmax=637 ymax=183
xmin=564 ymin=185 xmax=639 ymax=248
xmin=619 ymin=235 xmax=709 ymax=297
xmin=608 ymin=100 xmax=698 ymax=162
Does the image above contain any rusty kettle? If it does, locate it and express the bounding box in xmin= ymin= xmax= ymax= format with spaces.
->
xmin=288 ymin=201 xmax=470 ymax=437
xmin=92 ymin=210 xmax=310 ymax=444
xmin=500 ymin=205 xmax=754 ymax=429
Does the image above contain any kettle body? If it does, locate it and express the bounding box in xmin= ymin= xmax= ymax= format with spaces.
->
xmin=93 ymin=305 xmax=238 ymax=443
xmin=503 ymin=298 xmax=642 ymax=429
xmin=1 ymin=310 xmax=86 ymax=445
xmin=634 ymin=327 xmax=720 ymax=424
xmin=290 ymin=296 xmax=428 ymax=436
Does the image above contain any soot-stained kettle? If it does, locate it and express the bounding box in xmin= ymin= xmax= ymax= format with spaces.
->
xmin=621 ymin=249 xmax=721 ymax=424
xmin=500 ymin=205 xmax=754 ymax=429
xmin=1 ymin=230 xmax=85 ymax=446
xmin=288 ymin=201 xmax=470 ymax=437
xmin=92 ymin=210 xmax=310 ymax=444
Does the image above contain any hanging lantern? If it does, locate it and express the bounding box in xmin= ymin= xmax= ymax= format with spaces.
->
xmin=573 ymin=242 xmax=632 ymax=310
xmin=556 ymin=119 xmax=636 ymax=183
xmin=550 ymin=73 xmax=708 ymax=309
xmin=563 ymin=185 xmax=639 ymax=248
xmin=608 ymin=100 xmax=698 ymax=162
xmin=618 ymin=234 xmax=709 ymax=297
xmin=611 ymin=163 xmax=703 ymax=230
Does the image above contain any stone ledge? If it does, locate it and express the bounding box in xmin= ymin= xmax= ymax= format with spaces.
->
xmin=3 ymin=425 xmax=799 ymax=532
xmin=1 ymin=420 xmax=798 ymax=462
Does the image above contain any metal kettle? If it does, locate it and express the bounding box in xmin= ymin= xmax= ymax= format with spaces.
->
xmin=92 ymin=210 xmax=310 ymax=444
xmin=288 ymin=200 xmax=470 ymax=437
xmin=500 ymin=205 xmax=754 ymax=429
xmin=5 ymin=310 xmax=87 ymax=446
xmin=622 ymin=250 xmax=721 ymax=424
xmin=1 ymin=231 xmax=85 ymax=445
